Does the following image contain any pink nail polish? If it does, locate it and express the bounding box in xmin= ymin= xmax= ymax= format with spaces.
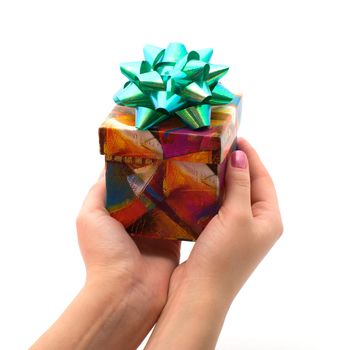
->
xmin=231 ymin=150 xmax=247 ymax=169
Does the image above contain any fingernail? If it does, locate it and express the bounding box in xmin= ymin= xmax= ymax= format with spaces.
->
xmin=231 ymin=150 xmax=247 ymax=169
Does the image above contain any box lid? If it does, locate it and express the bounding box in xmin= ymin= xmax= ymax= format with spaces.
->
xmin=99 ymin=100 xmax=241 ymax=164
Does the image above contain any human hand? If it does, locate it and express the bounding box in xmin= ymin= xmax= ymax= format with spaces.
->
xmin=77 ymin=169 xmax=181 ymax=297
xmin=76 ymin=170 xmax=181 ymax=347
xmin=31 ymin=170 xmax=180 ymax=350
xmin=31 ymin=137 xmax=282 ymax=350
xmin=145 ymin=138 xmax=283 ymax=349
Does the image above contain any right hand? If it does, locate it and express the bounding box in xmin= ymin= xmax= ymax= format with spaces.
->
xmin=145 ymin=138 xmax=283 ymax=350
xmin=170 ymin=137 xmax=283 ymax=302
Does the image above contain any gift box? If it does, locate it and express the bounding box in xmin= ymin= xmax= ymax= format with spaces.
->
xmin=99 ymin=43 xmax=242 ymax=241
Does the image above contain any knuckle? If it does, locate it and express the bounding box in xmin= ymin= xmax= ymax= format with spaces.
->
xmin=214 ymin=208 xmax=231 ymax=232
xmin=76 ymin=211 xmax=89 ymax=232
xmin=217 ymin=205 xmax=231 ymax=221
xmin=88 ymin=182 xmax=98 ymax=196
xmin=234 ymin=209 xmax=252 ymax=223
xmin=213 ymin=208 xmax=236 ymax=234
xmin=259 ymin=216 xmax=284 ymax=240
xmin=218 ymin=205 xmax=251 ymax=228
xmin=232 ymin=174 xmax=250 ymax=190
xmin=274 ymin=217 xmax=284 ymax=239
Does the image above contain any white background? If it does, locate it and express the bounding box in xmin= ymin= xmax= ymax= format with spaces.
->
xmin=1 ymin=0 xmax=350 ymax=349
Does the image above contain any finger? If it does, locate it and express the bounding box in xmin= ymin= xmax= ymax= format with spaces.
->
xmin=222 ymin=149 xmax=252 ymax=216
xmin=80 ymin=168 xmax=108 ymax=215
xmin=237 ymin=138 xmax=279 ymax=217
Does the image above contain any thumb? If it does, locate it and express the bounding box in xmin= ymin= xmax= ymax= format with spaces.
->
xmin=222 ymin=150 xmax=252 ymax=217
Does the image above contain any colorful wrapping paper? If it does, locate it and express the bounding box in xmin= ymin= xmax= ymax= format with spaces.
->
xmin=99 ymin=101 xmax=241 ymax=241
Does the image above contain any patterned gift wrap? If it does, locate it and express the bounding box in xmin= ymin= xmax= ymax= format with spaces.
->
xmin=99 ymin=102 xmax=241 ymax=241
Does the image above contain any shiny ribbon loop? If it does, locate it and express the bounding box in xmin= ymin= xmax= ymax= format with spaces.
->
xmin=113 ymin=43 xmax=236 ymax=130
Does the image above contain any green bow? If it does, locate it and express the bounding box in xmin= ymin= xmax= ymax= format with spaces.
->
xmin=113 ymin=43 xmax=235 ymax=130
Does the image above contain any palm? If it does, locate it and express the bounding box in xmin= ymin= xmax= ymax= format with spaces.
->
xmin=77 ymin=211 xmax=181 ymax=300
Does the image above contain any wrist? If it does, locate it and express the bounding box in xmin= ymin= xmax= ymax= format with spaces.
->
xmin=84 ymin=267 xmax=163 ymax=316
xmin=169 ymin=281 xmax=230 ymax=321
xmin=145 ymin=282 xmax=230 ymax=350
xmin=31 ymin=272 xmax=161 ymax=350
xmin=169 ymin=270 xmax=236 ymax=310
xmin=83 ymin=272 xmax=162 ymax=345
